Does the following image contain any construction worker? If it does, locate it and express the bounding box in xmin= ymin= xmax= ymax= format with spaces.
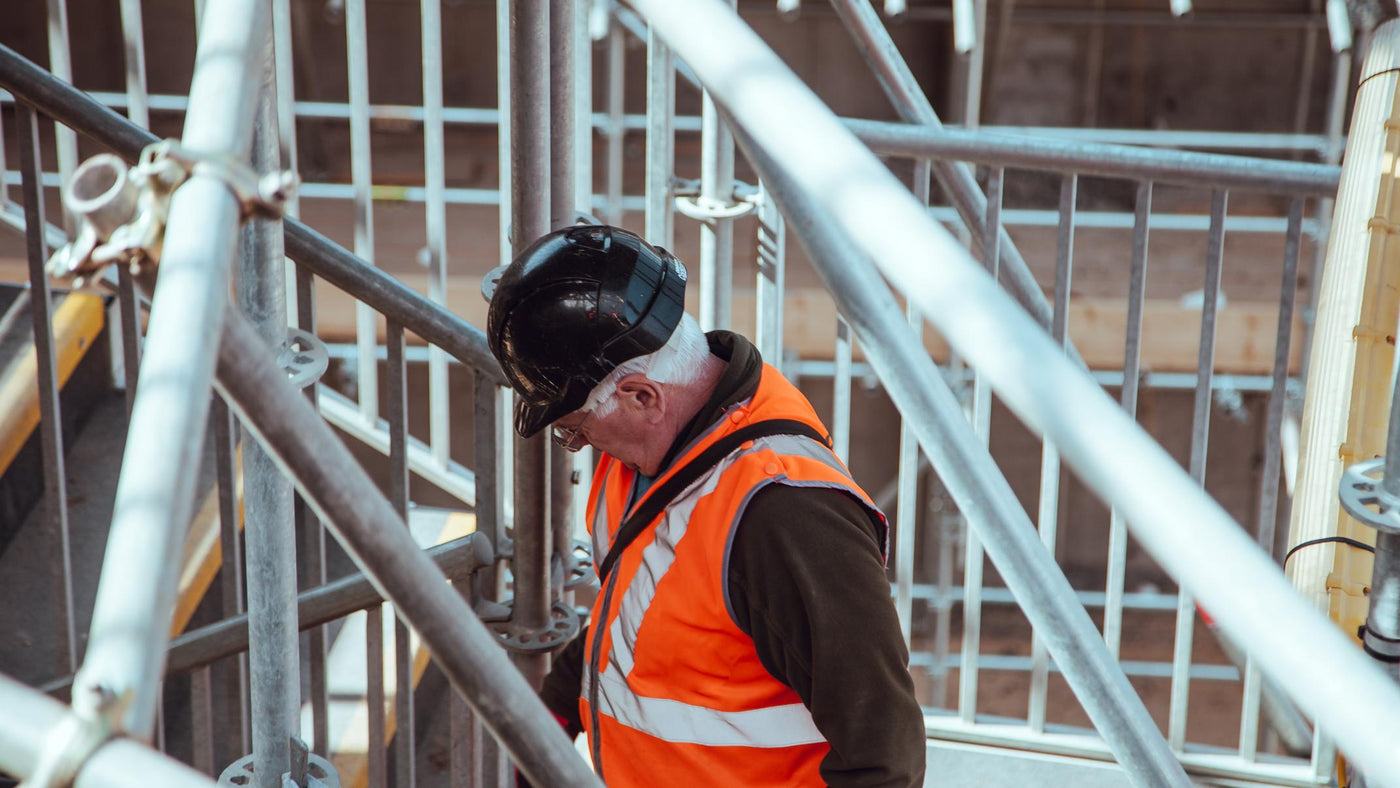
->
xmin=487 ymin=225 xmax=926 ymax=786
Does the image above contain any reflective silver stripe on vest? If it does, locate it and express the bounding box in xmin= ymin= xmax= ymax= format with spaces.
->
xmin=607 ymin=434 xmax=815 ymax=676
xmin=584 ymin=664 xmax=826 ymax=748
xmin=606 ymin=439 xmax=738 ymax=676
xmin=591 ymin=478 xmax=612 ymax=563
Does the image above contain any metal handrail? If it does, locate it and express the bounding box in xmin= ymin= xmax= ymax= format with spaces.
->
xmin=0 ymin=43 xmax=506 ymax=387
xmin=846 ymin=118 xmax=1341 ymax=196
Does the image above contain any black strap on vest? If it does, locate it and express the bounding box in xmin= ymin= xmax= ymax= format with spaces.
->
xmin=595 ymin=419 xmax=829 ymax=584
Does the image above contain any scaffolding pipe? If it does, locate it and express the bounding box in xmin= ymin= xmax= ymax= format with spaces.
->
xmin=698 ymin=0 xmax=736 ymax=331
xmin=510 ymin=0 xmax=553 ymax=692
xmin=644 ymin=28 xmax=674 ymax=247
xmin=237 ymin=53 xmax=300 ymax=788
xmin=846 ymin=118 xmax=1340 ymax=196
xmin=0 ymin=675 xmax=216 ymax=787
xmin=729 ymin=119 xmax=1187 ymax=787
xmin=213 ymin=309 xmax=600 ymax=788
xmin=550 ymin=0 xmax=578 ymax=607
xmin=643 ymin=1 xmax=1400 ymax=781
xmin=70 ymin=0 xmax=270 ymax=740
xmin=827 ymin=0 xmax=1058 ymax=337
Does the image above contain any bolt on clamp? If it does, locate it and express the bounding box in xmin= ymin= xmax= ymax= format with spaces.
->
xmin=46 ymin=140 xmax=297 ymax=287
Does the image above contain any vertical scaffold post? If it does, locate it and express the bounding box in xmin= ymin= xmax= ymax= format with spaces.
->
xmin=238 ymin=47 xmax=300 ymax=788
xmin=509 ymin=0 xmax=553 ymax=694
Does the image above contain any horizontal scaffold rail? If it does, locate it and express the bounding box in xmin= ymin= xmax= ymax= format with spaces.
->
xmin=846 ymin=118 xmax=1342 ymax=197
xmin=0 ymin=43 xmax=507 ymax=387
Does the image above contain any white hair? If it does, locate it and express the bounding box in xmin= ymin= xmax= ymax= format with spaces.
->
xmin=583 ymin=312 xmax=709 ymax=418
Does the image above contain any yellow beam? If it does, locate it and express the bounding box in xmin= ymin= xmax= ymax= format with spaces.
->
xmin=0 ymin=293 xmax=105 ymax=477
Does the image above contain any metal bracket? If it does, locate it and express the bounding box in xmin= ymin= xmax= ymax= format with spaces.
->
xmin=47 ymin=141 xmax=296 ymax=286
xmin=217 ymin=737 xmax=339 ymax=788
xmin=1339 ymin=457 xmax=1400 ymax=535
xmin=673 ymin=179 xmax=762 ymax=225
xmin=565 ymin=539 xmax=597 ymax=590
xmin=279 ymin=328 xmax=330 ymax=390
xmin=483 ymin=599 xmax=581 ymax=654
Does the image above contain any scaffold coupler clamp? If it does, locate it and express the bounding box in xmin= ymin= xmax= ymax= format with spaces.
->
xmin=46 ymin=140 xmax=297 ymax=287
xmin=1339 ymin=457 xmax=1400 ymax=664
xmin=279 ymin=328 xmax=330 ymax=390
xmin=19 ymin=683 xmax=130 ymax=788
xmin=672 ymin=179 xmax=762 ymax=225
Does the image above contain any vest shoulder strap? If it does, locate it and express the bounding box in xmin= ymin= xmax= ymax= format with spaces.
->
xmin=596 ymin=418 xmax=829 ymax=583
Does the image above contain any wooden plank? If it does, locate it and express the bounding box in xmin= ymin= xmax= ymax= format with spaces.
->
xmin=0 ymin=292 xmax=105 ymax=475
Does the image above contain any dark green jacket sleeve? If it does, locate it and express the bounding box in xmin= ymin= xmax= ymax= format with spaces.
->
xmin=539 ymin=629 xmax=585 ymax=737
xmin=729 ymin=484 xmax=926 ymax=787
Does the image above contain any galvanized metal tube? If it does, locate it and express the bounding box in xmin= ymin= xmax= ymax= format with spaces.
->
xmin=1237 ymin=201 xmax=1316 ymax=760
xmin=551 ymin=0 xmax=580 ymax=592
xmin=0 ymin=101 xmax=9 ymax=205
xmin=698 ymin=0 xmax=736 ymax=330
xmin=0 ymin=674 xmax=218 ymax=787
xmin=283 ymin=223 xmax=506 ymax=382
xmin=1363 ymin=533 xmax=1400 ymax=681
xmin=238 ymin=58 xmax=299 ymax=788
xmin=604 ymin=21 xmax=625 ymax=225
xmin=387 ymin=321 xmax=414 ymax=788
xmin=211 ymin=396 xmax=249 ymax=754
xmin=25 ymin=536 xmax=480 ymax=681
xmin=117 ymin=267 xmax=142 ymax=414
xmin=510 ymin=0 xmax=553 ymax=693
xmin=958 ymin=164 xmax=1002 ymax=727
xmin=551 ymin=0 xmax=576 ymax=232
xmin=644 ymin=28 xmax=674 ymax=248
xmin=754 ymin=180 xmax=785 ymax=367
xmin=827 ymin=0 xmax=1059 ymax=338
xmin=1168 ymin=188 xmax=1227 ymax=751
xmin=346 ymin=0 xmax=378 ymax=426
xmin=1258 ymin=200 xmax=1304 ymax=561
xmin=423 ymin=0 xmax=451 ymax=471
xmin=17 ymin=104 xmax=76 ymax=679
xmin=845 ymin=118 xmax=1341 ymax=197
xmin=1029 ymin=173 xmax=1076 ymax=733
xmin=191 ymin=666 xmax=215 ymax=774
xmin=0 ymin=42 xmax=502 ymax=372
xmin=723 ymin=117 xmax=1190 ymax=788
xmin=895 ymin=155 xmax=934 ymax=651
xmin=119 ymin=0 xmax=149 ymax=129
xmin=832 ymin=317 xmax=852 ymax=464
xmin=366 ymin=604 xmax=387 ymax=788
xmin=1104 ymin=180 xmax=1151 ymax=660
xmin=497 ymin=0 xmax=513 ymax=269
xmin=470 ymin=372 xmax=506 ymax=785
xmin=44 ymin=0 xmax=77 ymax=232
xmin=213 ymin=309 xmax=598 ymax=787
xmin=72 ymin=0 xmax=270 ymax=739
xmin=573 ymin=0 xmax=593 ymax=216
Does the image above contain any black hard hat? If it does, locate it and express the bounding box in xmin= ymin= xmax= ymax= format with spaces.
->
xmin=486 ymin=225 xmax=687 ymax=438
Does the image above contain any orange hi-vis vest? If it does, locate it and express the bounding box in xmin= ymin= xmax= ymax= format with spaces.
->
xmin=579 ymin=363 xmax=887 ymax=785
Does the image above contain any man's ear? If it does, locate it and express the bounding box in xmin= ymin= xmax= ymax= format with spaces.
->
xmin=617 ymin=375 xmax=664 ymax=422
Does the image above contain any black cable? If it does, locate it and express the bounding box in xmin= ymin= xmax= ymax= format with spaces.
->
xmin=1282 ymin=536 xmax=1375 ymax=567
